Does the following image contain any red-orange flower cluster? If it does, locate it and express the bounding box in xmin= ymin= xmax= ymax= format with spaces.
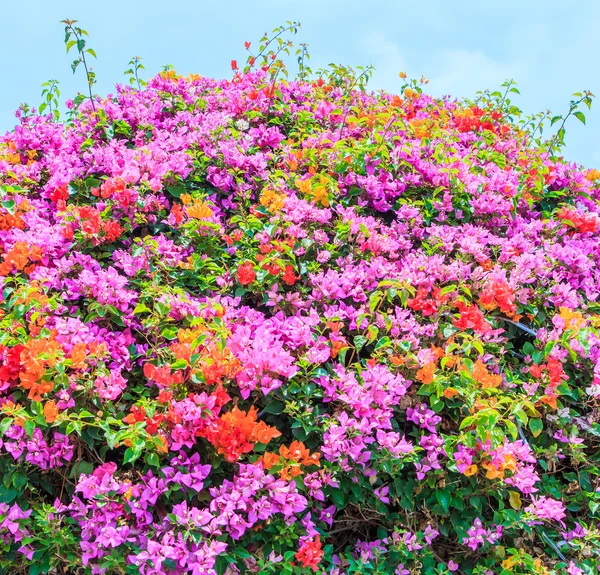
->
xmin=259 ymin=440 xmax=320 ymax=480
xmin=295 ymin=536 xmax=324 ymax=572
xmin=204 ymin=406 xmax=281 ymax=462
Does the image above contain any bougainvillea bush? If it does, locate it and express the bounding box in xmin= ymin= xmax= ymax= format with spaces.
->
xmin=2 ymin=24 xmax=600 ymax=575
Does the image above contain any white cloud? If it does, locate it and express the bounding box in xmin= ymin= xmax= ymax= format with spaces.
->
xmin=358 ymin=32 xmax=407 ymax=94
xmin=359 ymin=31 xmax=527 ymax=101
xmin=426 ymin=49 xmax=526 ymax=99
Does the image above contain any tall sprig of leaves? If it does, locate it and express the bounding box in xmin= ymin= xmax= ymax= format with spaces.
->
xmin=124 ymin=56 xmax=147 ymax=90
xmin=242 ymin=21 xmax=301 ymax=79
xmin=328 ymin=63 xmax=375 ymax=138
xmin=60 ymin=19 xmax=98 ymax=111
xmin=296 ymin=43 xmax=311 ymax=81
xmin=545 ymin=90 xmax=595 ymax=157
xmin=39 ymin=80 xmax=61 ymax=121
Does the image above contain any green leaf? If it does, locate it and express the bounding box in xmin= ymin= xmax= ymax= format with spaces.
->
xmin=369 ymin=291 xmax=383 ymax=313
xmin=0 ymin=484 xmax=17 ymax=503
xmin=24 ymin=419 xmax=36 ymax=438
xmin=0 ymin=417 xmax=14 ymax=436
xmin=166 ymin=186 xmax=185 ymax=198
xmin=263 ymin=400 xmax=285 ymax=415
xmin=161 ymin=327 xmax=178 ymax=340
xmin=124 ymin=447 xmax=140 ymax=464
xmin=12 ymin=472 xmax=27 ymax=490
xmin=170 ymin=358 xmax=188 ymax=370
xmin=145 ymin=452 xmax=160 ymax=467
xmin=505 ymin=419 xmax=518 ymax=441
xmin=69 ymin=460 xmax=95 ymax=479
xmin=354 ymin=335 xmax=367 ymax=353
xmin=133 ymin=303 xmax=151 ymax=314
xmin=508 ymin=491 xmax=522 ymax=510
xmin=529 ymin=418 xmax=543 ymax=437
xmin=436 ymin=489 xmax=451 ymax=514
xmin=330 ymin=488 xmax=346 ymax=508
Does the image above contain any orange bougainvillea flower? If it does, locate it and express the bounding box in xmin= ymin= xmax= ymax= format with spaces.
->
xmin=43 ymin=401 xmax=59 ymax=423
xmin=69 ymin=342 xmax=87 ymax=369
xmin=481 ymin=453 xmax=516 ymax=480
xmin=205 ymin=406 xmax=281 ymax=462
xmin=280 ymin=440 xmax=320 ymax=467
xmin=329 ymin=336 xmax=347 ymax=358
xmin=251 ymin=421 xmax=282 ymax=444
xmin=260 ymin=188 xmax=286 ymax=213
xmin=443 ymin=387 xmax=459 ymax=399
xmin=295 ymin=176 xmax=312 ymax=195
xmin=559 ymin=307 xmax=586 ymax=336
xmin=0 ymin=241 xmax=44 ymax=277
xmin=123 ymin=405 xmax=146 ymax=425
xmin=259 ymin=451 xmax=281 ymax=470
xmin=481 ymin=461 xmax=503 ymax=480
xmin=19 ymin=336 xmax=63 ymax=401
xmin=194 ymin=342 xmax=241 ymax=385
xmin=186 ymin=199 xmax=213 ymax=219
xmin=538 ymin=394 xmax=558 ymax=410
xmin=260 ymin=441 xmax=320 ymax=479
xmin=280 ymin=440 xmax=309 ymax=462
xmin=416 ymin=362 xmax=436 ymax=384
xmin=157 ymin=389 xmax=173 ymax=403
xmin=472 ymin=360 xmax=502 ymax=389
xmin=464 ymin=464 xmax=478 ymax=477
xmin=586 ymin=168 xmax=600 ymax=181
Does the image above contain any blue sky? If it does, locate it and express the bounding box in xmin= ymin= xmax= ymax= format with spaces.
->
xmin=3 ymin=0 xmax=599 ymax=167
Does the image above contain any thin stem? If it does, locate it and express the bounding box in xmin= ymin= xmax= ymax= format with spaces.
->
xmin=255 ymin=24 xmax=299 ymax=66
xmin=66 ymin=24 xmax=96 ymax=111
xmin=546 ymin=96 xmax=586 ymax=157
xmin=337 ymin=66 xmax=374 ymax=140
xmin=498 ymin=80 xmax=514 ymax=112
xmin=493 ymin=316 xmax=538 ymax=337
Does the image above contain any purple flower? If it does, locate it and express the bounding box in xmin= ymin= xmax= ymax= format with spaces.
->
xmin=525 ymin=496 xmax=566 ymax=527
xmin=374 ymin=485 xmax=390 ymax=504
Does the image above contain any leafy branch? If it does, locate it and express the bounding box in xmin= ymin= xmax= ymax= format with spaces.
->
xmin=243 ymin=21 xmax=301 ymax=75
xmin=61 ymin=19 xmax=98 ymax=111
xmin=39 ymin=79 xmax=61 ymax=121
xmin=545 ymin=91 xmax=594 ymax=157
xmin=124 ymin=56 xmax=147 ymax=90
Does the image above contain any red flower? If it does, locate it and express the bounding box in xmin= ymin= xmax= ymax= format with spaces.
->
xmin=231 ymin=60 xmax=238 ymax=71
xmin=102 ymin=220 xmax=123 ymax=243
xmin=453 ymin=302 xmax=491 ymax=334
xmin=237 ymin=262 xmax=256 ymax=285
xmin=407 ymin=287 xmax=438 ymax=316
xmin=479 ymin=280 xmax=517 ymax=317
xmin=295 ymin=536 xmax=324 ymax=572
xmin=282 ymin=265 xmax=298 ymax=286
xmin=157 ymin=389 xmax=173 ymax=403
xmin=49 ymin=185 xmax=69 ymax=203
xmin=244 ymin=41 xmax=251 ymax=49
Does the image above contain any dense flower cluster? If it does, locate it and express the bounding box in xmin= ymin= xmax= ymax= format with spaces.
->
xmin=1 ymin=57 xmax=600 ymax=575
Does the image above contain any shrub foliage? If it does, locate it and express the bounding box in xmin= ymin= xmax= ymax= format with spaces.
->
xmin=1 ymin=22 xmax=600 ymax=575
